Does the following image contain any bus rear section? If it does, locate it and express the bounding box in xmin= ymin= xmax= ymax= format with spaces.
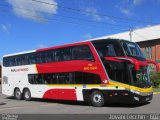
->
xmin=2 ymin=39 xmax=159 ymax=107
xmin=2 ymin=42 xmax=108 ymax=107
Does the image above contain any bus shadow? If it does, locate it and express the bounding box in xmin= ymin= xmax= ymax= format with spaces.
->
xmin=104 ymin=102 xmax=150 ymax=108
xmin=6 ymin=96 xmax=88 ymax=106
xmin=33 ymin=98 xmax=89 ymax=106
xmin=6 ymin=96 xmax=150 ymax=108
xmin=0 ymin=102 xmax=6 ymax=105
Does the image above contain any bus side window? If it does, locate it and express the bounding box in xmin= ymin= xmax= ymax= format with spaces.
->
xmin=39 ymin=50 xmax=54 ymax=63
xmin=28 ymin=74 xmax=37 ymax=84
xmin=3 ymin=57 xmax=9 ymax=67
xmin=46 ymin=51 xmax=54 ymax=63
xmin=15 ymin=55 xmax=26 ymax=66
xmin=40 ymin=52 xmax=46 ymax=63
xmin=35 ymin=53 xmax=42 ymax=64
xmin=83 ymin=72 xmax=101 ymax=84
xmin=55 ymin=50 xmax=62 ymax=62
xmin=28 ymin=72 xmax=101 ymax=85
xmin=10 ymin=57 xmax=16 ymax=66
xmin=74 ymin=72 xmax=83 ymax=84
xmin=72 ymin=46 xmax=94 ymax=61
xmin=15 ymin=57 xmax=20 ymax=66
xmin=62 ymin=48 xmax=71 ymax=61
xmin=27 ymin=53 xmax=36 ymax=64
xmin=45 ymin=74 xmax=57 ymax=84
xmin=74 ymin=72 xmax=101 ymax=84
xmin=57 ymin=73 xmax=70 ymax=84
xmin=105 ymin=44 xmax=116 ymax=56
xmin=72 ymin=47 xmax=78 ymax=60
xmin=51 ymin=74 xmax=58 ymax=84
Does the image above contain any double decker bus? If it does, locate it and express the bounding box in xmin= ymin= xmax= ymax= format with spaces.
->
xmin=2 ymin=39 xmax=159 ymax=107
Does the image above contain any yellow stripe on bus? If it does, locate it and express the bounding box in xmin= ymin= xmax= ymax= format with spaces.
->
xmin=46 ymin=81 xmax=153 ymax=93
xmin=109 ymin=81 xmax=153 ymax=93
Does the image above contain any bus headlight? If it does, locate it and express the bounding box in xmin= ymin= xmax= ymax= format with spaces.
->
xmin=134 ymin=96 xmax=139 ymax=101
xmin=130 ymin=89 xmax=140 ymax=94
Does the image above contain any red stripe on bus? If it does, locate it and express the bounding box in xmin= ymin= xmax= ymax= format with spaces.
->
xmin=43 ymin=89 xmax=77 ymax=100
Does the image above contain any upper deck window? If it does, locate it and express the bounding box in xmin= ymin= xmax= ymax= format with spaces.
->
xmin=92 ymin=40 xmax=124 ymax=57
xmin=3 ymin=45 xmax=94 ymax=67
xmin=121 ymin=41 xmax=145 ymax=60
xmin=72 ymin=46 xmax=94 ymax=61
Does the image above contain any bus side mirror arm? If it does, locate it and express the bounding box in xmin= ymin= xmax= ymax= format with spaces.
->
xmin=147 ymin=60 xmax=160 ymax=72
xmin=104 ymin=57 xmax=140 ymax=71
xmin=104 ymin=57 xmax=159 ymax=72
xmin=116 ymin=57 xmax=140 ymax=71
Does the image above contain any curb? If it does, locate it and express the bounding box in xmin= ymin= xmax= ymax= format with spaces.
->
xmin=153 ymin=92 xmax=160 ymax=94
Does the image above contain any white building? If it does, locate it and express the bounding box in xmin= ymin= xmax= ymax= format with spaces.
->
xmin=94 ymin=24 xmax=160 ymax=63
xmin=94 ymin=24 xmax=160 ymax=43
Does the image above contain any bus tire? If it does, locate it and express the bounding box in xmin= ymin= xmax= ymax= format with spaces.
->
xmin=14 ymin=88 xmax=22 ymax=100
xmin=23 ymin=89 xmax=32 ymax=101
xmin=90 ymin=90 xmax=105 ymax=107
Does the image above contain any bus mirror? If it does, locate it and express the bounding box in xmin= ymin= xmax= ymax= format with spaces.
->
xmin=147 ymin=60 xmax=160 ymax=72
xmin=113 ymin=57 xmax=141 ymax=71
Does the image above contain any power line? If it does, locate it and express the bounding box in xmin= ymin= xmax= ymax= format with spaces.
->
xmin=132 ymin=31 xmax=149 ymax=40
xmin=0 ymin=4 xmax=131 ymax=29
xmin=32 ymin=0 xmax=155 ymax=24
xmin=2 ymin=3 xmax=159 ymax=37
xmin=56 ymin=14 xmax=131 ymax=28
xmin=0 ymin=9 xmax=128 ymax=31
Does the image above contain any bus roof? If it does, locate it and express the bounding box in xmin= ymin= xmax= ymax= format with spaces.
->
xmin=3 ymin=38 xmax=127 ymax=58
xmin=3 ymin=41 xmax=90 ymax=57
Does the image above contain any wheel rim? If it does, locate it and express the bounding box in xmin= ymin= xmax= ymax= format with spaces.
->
xmin=25 ymin=91 xmax=30 ymax=99
xmin=16 ymin=90 xmax=21 ymax=97
xmin=93 ymin=94 xmax=102 ymax=103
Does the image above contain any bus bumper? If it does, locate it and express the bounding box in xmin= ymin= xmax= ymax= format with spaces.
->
xmin=103 ymin=90 xmax=153 ymax=104
xmin=83 ymin=90 xmax=153 ymax=104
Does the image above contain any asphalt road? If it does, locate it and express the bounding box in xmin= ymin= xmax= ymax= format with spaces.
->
xmin=0 ymin=85 xmax=160 ymax=114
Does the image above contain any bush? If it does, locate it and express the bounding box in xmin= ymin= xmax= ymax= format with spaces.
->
xmin=150 ymin=72 xmax=160 ymax=88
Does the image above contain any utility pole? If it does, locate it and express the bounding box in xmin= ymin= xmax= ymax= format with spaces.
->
xmin=129 ymin=29 xmax=133 ymax=41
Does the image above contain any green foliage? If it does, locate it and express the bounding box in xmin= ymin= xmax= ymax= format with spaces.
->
xmin=150 ymin=72 xmax=160 ymax=88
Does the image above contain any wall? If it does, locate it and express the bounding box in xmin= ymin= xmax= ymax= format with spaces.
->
xmin=137 ymin=39 xmax=160 ymax=67
xmin=0 ymin=65 xmax=1 ymax=84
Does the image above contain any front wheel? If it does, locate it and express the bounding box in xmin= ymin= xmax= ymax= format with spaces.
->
xmin=90 ymin=91 xmax=105 ymax=107
xmin=23 ymin=89 xmax=32 ymax=101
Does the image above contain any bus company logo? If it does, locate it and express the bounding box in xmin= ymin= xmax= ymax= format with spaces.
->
xmin=11 ymin=68 xmax=29 ymax=72
xmin=84 ymin=63 xmax=98 ymax=71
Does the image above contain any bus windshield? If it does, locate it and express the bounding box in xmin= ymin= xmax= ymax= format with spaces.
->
xmin=121 ymin=41 xmax=145 ymax=60
xmin=130 ymin=65 xmax=151 ymax=88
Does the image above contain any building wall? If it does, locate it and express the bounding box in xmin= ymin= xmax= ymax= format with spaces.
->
xmin=156 ymin=44 xmax=160 ymax=61
xmin=137 ymin=39 xmax=160 ymax=64
xmin=0 ymin=65 xmax=1 ymax=84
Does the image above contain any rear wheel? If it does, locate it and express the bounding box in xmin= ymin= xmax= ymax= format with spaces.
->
xmin=23 ymin=89 xmax=32 ymax=101
xmin=90 ymin=91 xmax=105 ymax=107
xmin=14 ymin=88 xmax=22 ymax=100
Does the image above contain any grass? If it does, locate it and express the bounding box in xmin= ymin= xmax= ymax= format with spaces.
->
xmin=153 ymin=86 xmax=160 ymax=92
xmin=150 ymin=72 xmax=160 ymax=92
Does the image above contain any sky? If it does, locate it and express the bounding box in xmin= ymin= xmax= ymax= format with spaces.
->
xmin=0 ymin=0 xmax=160 ymax=61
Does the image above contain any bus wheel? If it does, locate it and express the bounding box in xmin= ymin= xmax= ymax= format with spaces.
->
xmin=23 ymin=89 xmax=32 ymax=101
xmin=90 ymin=91 xmax=104 ymax=107
xmin=14 ymin=88 xmax=22 ymax=100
